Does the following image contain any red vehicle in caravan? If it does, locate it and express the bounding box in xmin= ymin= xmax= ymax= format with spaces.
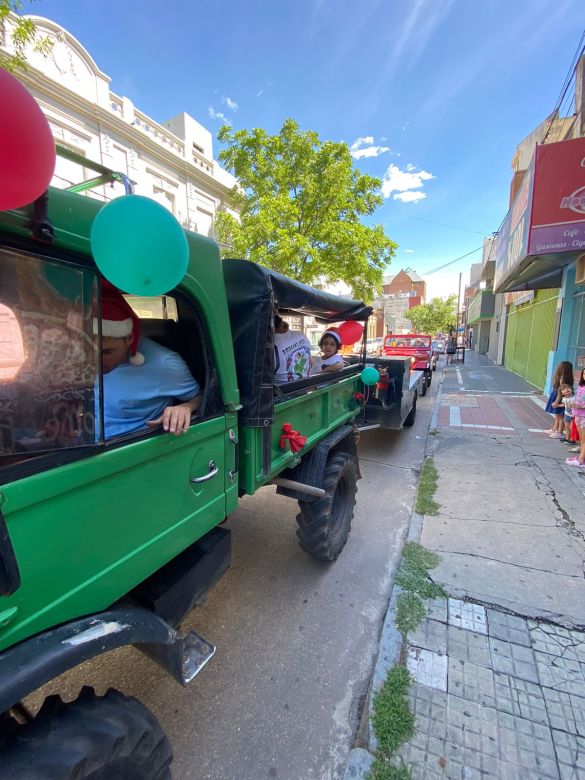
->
xmin=383 ymin=333 xmax=435 ymax=396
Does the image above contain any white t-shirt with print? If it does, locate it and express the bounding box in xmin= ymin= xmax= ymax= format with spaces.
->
xmin=274 ymin=330 xmax=312 ymax=383
xmin=311 ymin=354 xmax=344 ymax=375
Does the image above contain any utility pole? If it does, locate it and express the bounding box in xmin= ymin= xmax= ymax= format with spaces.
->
xmin=456 ymin=271 xmax=462 ymax=337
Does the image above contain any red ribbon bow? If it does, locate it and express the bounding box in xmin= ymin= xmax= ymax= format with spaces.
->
xmin=279 ymin=423 xmax=307 ymax=453
xmin=353 ymin=392 xmax=365 ymax=403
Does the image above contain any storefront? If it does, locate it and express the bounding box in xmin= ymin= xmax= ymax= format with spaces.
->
xmin=494 ymin=136 xmax=585 ymax=391
xmin=504 ymin=290 xmax=559 ymax=389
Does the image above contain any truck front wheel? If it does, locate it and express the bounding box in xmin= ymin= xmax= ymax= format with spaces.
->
xmin=296 ymin=451 xmax=358 ymax=562
xmin=1 ymin=687 xmax=172 ymax=779
xmin=420 ymin=377 xmax=427 ymax=397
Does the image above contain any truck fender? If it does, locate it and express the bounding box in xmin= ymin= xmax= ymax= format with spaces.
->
xmin=0 ymin=605 xmax=213 ymax=714
xmin=275 ymin=424 xmax=359 ymax=503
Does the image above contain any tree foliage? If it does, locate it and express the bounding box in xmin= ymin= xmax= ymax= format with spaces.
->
xmin=213 ymin=119 xmax=397 ymax=301
xmin=407 ymin=294 xmax=457 ymax=335
xmin=0 ymin=1 xmax=52 ymax=74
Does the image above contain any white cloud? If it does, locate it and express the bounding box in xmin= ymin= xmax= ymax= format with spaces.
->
xmin=352 ymin=145 xmax=391 ymax=159
xmin=381 ymin=163 xmax=434 ymax=201
xmin=222 ymin=96 xmax=238 ymax=111
xmin=351 ymin=136 xmax=374 ymax=150
xmin=394 ymin=191 xmax=426 ymax=203
xmin=256 ymin=88 xmax=264 ymax=97
xmin=208 ymin=106 xmax=230 ymax=123
xmin=350 ymin=135 xmax=391 ymax=159
xmin=404 ymin=249 xmax=414 ymax=253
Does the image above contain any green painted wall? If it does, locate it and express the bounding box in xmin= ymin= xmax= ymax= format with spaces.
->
xmin=504 ymin=289 xmax=559 ymax=389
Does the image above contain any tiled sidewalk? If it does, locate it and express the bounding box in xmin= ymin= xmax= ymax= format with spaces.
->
xmin=399 ymin=598 xmax=585 ymax=779
xmin=438 ymin=393 xmax=558 ymax=436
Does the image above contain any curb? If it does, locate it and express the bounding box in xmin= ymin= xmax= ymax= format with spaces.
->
xmin=342 ymin=374 xmax=444 ymax=779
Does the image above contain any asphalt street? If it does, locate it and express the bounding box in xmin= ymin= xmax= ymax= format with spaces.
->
xmin=25 ymin=365 xmax=441 ymax=780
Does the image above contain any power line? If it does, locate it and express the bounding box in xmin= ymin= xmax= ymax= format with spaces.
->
xmin=424 ymin=246 xmax=483 ymax=275
xmin=386 ymin=207 xmax=487 ymax=236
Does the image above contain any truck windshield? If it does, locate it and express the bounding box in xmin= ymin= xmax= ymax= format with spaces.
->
xmin=385 ymin=337 xmax=430 ymax=348
xmin=0 ymin=247 xmax=100 ymax=458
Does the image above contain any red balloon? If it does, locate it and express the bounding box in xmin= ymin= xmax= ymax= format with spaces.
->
xmin=0 ymin=69 xmax=56 ymax=211
xmin=337 ymin=320 xmax=364 ymax=345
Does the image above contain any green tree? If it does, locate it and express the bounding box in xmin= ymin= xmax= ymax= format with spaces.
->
xmin=407 ymin=294 xmax=457 ymax=335
xmin=1 ymin=1 xmax=52 ymax=73
xmin=213 ymin=119 xmax=397 ymax=301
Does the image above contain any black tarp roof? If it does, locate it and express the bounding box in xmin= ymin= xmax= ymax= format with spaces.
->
xmin=222 ymin=259 xmax=372 ymax=426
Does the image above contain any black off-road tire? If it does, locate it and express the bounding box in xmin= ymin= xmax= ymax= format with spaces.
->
xmin=426 ymin=371 xmax=432 ymax=388
xmin=1 ymin=686 xmax=172 ymax=779
xmin=296 ymin=451 xmax=358 ymax=562
xmin=403 ymin=393 xmax=417 ymax=427
xmin=420 ymin=377 xmax=427 ymax=397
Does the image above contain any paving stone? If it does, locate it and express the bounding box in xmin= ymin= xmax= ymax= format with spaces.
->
xmin=543 ymin=687 xmax=585 ymax=735
xmin=406 ymin=646 xmax=448 ymax=691
xmin=487 ymin=609 xmax=531 ymax=646
xmin=448 ymin=657 xmax=495 ymax=707
xmin=409 ymin=618 xmax=448 ymax=654
xmin=426 ymin=597 xmax=448 ymax=624
xmin=489 ymin=636 xmax=539 ymax=682
xmin=552 ymin=729 xmax=585 ymax=779
xmin=530 ymin=622 xmax=585 ymax=664
xmin=448 ymin=625 xmax=490 ymax=666
xmin=402 ymin=686 xmax=500 ymax=778
xmin=495 ymin=710 xmax=558 ymax=777
xmin=535 ymin=650 xmax=585 ymax=698
xmin=493 ymin=671 xmax=549 ymax=725
xmin=402 ymin=684 xmax=559 ymax=778
xmin=448 ymin=598 xmax=487 ymax=634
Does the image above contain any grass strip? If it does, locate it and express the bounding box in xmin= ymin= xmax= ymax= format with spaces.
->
xmin=371 ymin=665 xmax=415 ymax=756
xmin=414 ymin=458 xmax=439 ymax=516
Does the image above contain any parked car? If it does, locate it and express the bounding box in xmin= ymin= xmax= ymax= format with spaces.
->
xmin=432 ymin=339 xmax=446 ymax=354
xmin=383 ymin=333 xmax=434 ymax=394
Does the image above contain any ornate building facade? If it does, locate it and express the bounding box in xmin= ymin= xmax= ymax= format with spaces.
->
xmin=1 ymin=15 xmax=238 ymax=239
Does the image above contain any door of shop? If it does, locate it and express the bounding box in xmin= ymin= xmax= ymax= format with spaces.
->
xmin=505 ymin=290 xmax=558 ymax=389
xmin=566 ymin=291 xmax=585 ymax=374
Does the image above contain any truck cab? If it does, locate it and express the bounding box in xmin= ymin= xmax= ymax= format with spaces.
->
xmin=383 ymin=333 xmax=434 ymax=395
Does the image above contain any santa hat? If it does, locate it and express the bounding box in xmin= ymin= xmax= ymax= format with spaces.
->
xmin=100 ymin=280 xmax=145 ymax=366
xmin=321 ymin=327 xmax=343 ymax=346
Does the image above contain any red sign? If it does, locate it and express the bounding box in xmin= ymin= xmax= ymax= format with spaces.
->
xmin=528 ymin=136 xmax=585 ymax=254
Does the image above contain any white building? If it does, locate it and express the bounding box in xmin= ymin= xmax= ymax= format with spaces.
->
xmin=1 ymin=15 xmax=238 ymax=238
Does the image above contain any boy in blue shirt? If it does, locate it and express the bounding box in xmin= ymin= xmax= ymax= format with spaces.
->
xmin=101 ymin=283 xmax=201 ymax=438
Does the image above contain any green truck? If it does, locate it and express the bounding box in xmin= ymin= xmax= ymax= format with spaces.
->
xmin=0 ymin=162 xmax=375 ymax=775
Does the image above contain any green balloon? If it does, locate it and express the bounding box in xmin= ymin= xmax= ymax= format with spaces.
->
xmin=361 ymin=366 xmax=380 ymax=386
xmin=90 ymin=195 xmax=189 ymax=296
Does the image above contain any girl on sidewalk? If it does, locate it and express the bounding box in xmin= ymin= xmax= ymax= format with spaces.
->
xmin=566 ymin=366 xmax=585 ymax=468
xmin=545 ymin=361 xmax=574 ymax=438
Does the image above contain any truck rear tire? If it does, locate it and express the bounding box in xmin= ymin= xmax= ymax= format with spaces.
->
xmin=420 ymin=378 xmax=427 ymax=397
xmin=296 ymin=451 xmax=357 ymax=562
xmin=426 ymin=371 xmax=432 ymax=387
xmin=403 ymin=393 xmax=417 ymax=427
xmin=1 ymin=686 xmax=172 ymax=779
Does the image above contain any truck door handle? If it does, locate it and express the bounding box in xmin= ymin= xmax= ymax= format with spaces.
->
xmin=190 ymin=460 xmax=219 ymax=484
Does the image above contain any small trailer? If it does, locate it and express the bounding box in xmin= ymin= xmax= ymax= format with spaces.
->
xmin=347 ymin=355 xmax=423 ymax=430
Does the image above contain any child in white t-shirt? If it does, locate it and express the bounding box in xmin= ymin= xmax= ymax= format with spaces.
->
xmin=311 ymin=328 xmax=345 ymax=375
xmin=274 ymin=315 xmax=312 ymax=383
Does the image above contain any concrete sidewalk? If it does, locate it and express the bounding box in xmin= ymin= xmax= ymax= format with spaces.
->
xmin=346 ymin=353 xmax=585 ymax=779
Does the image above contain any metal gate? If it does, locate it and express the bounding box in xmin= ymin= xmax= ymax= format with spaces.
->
xmin=505 ymin=290 xmax=558 ymax=389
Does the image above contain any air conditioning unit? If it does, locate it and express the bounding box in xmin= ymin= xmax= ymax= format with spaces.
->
xmin=576 ymin=253 xmax=585 ymax=285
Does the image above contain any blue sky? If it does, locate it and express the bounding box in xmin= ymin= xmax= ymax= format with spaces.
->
xmin=31 ymin=0 xmax=585 ymax=297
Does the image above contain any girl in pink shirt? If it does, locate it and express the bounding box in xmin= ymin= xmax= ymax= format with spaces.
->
xmin=566 ymin=367 xmax=585 ymax=468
